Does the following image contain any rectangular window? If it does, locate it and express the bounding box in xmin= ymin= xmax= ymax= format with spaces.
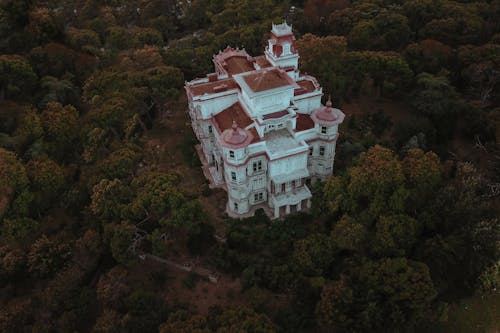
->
xmin=234 ymin=202 xmax=238 ymax=211
xmin=258 ymin=192 xmax=263 ymax=200
xmin=319 ymin=146 xmax=325 ymax=156
xmin=252 ymin=160 xmax=263 ymax=172
xmin=229 ymin=150 xmax=235 ymax=158
xmin=254 ymin=192 xmax=264 ymax=202
xmin=231 ymin=171 xmax=236 ymax=181
xmin=321 ymin=126 xmax=327 ymax=134
xmin=281 ymin=183 xmax=286 ymax=192
xmin=309 ymin=147 xmax=313 ymax=156
xmin=208 ymin=125 xmax=213 ymax=133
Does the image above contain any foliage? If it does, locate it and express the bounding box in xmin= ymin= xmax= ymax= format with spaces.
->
xmin=0 ymin=0 xmax=498 ymax=332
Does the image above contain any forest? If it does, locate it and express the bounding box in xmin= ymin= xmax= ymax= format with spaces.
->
xmin=0 ymin=0 xmax=499 ymax=332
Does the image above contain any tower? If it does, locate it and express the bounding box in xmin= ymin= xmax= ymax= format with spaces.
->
xmin=265 ymin=22 xmax=299 ymax=80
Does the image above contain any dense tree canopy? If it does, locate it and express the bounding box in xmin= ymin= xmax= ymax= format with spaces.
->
xmin=0 ymin=0 xmax=498 ymax=332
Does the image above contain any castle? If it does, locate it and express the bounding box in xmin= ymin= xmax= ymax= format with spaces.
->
xmin=185 ymin=22 xmax=344 ymax=218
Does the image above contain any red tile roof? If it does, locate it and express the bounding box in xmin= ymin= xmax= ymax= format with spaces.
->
xmin=225 ymin=56 xmax=255 ymax=75
xmin=297 ymin=80 xmax=315 ymax=93
xmin=253 ymin=55 xmax=272 ymax=68
xmin=243 ymin=68 xmax=293 ymax=92
xmin=248 ymin=127 xmax=261 ymax=143
xmin=262 ymin=110 xmax=289 ymax=120
xmin=188 ymin=78 xmax=239 ymax=96
xmin=295 ymin=113 xmax=315 ymax=131
xmin=213 ymin=102 xmax=253 ymax=133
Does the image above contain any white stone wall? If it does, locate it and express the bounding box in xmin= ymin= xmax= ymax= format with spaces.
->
xmin=293 ymin=94 xmax=322 ymax=113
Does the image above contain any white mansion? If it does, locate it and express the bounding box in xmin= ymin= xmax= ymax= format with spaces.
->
xmin=185 ymin=22 xmax=344 ymax=218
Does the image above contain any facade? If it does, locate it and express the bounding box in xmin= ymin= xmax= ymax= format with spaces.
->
xmin=185 ymin=22 xmax=345 ymax=219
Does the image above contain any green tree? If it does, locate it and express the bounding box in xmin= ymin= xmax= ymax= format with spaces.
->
xmin=97 ymin=146 xmax=142 ymax=181
xmin=90 ymin=179 xmax=132 ymax=221
xmin=160 ymin=310 xmax=210 ymax=333
xmin=213 ymin=306 xmax=277 ymax=333
xmin=0 ymin=148 xmax=29 ymax=217
xmin=372 ymin=214 xmax=419 ymax=257
xmin=293 ymin=233 xmax=335 ymax=276
xmin=40 ymin=102 xmax=80 ymax=160
xmin=331 ymin=215 xmax=367 ymax=253
xmin=315 ymin=279 xmax=355 ymax=332
xmin=27 ymin=235 xmax=71 ymax=278
xmin=0 ymin=55 xmax=37 ymax=100
xmin=129 ymin=171 xmax=183 ymax=221
xmin=110 ymin=222 xmax=137 ymax=266
xmin=96 ymin=265 xmax=131 ymax=310
xmin=27 ymin=157 xmax=66 ymax=210
xmin=357 ymin=258 xmax=437 ymax=331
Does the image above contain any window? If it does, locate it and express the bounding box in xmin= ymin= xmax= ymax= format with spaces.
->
xmin=234 ymin=202 xmax=238 ymax=211
xmin=231 ymin=171 xmax=236 ymax=181
xmin=281 ymin=183 xmax=286 ymax=192
xmin=321 ymin=126 xmax=327 ymax=134
xmin=253 ymin=160 xmax=262 ymax=172
xmin=254 ymin=193 xmax=263 ymax=201
xmin=229 ymin=150 xmax=235 ymax=158
xmin=319 ymin=146 xmax=325 ymax=156
xmin=208 ymin=125 xmax=213 ymax=134
xmin=309 ymin=147 xmax=313 ymax=156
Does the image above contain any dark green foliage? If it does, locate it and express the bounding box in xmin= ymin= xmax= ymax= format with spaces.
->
xmin=125 ymin=290 xmax=167 ymax=333
xmin=0 ymin=0 xmax=498 ymax=332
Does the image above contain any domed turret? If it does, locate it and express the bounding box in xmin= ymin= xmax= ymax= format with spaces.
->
xmin=311 ymin=97 xmax=345 ymax=126
xmin=220 ymin=121 xmax=254 ymax=148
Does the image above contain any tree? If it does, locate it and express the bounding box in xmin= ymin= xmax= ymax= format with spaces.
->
xmin=28 ymin=235 xmax=71 ymax=278
xmin=65 ymin=27 xmax=101 ymax=53
xmin=402 ymin=149 xmax=442 ymax=206
xmin=96 ymin=266 xmax=131 ymax=310
xmin=0 ymin=55 xmax=37 ymax=100
xmin=213 ymin=306 xmax=277 ymax=333
xmin=413 ymin=73 xmax=462 ymax=118
xmin=38 ymin=76 xmax=80 ymax=108
xmin=293 ymin=233 xmax=335 ymax=276
xmin=331 ymin=215 xmax=367 ymax=253
xmin=343 ymin=145 xmax=405 ymax=223
xmin=40 ymin=102 xmax=80 ymax=160
xmin=26 ymin=7 xmax=61 ymax=44
xmin=15 ymin=107 xmax=43 ymax=142
xmin=27 ymin=157 xmax=66 ymax=210
xmin=90 ymin=179 xmax=132 ymax=221
xmin=125 ymin=289 xmax=167 ymax=333
xmin=372 ymin=214 xmax=419 ymax=257
xmin=97 ymin=146 xmax=142 ymax=181
xmin=315 ymin=279 xmax=355 ymax=332
xmin=0 ymin=245 xmax=27 ymax=283
xmin=93 ymin=309 xmax=126 ymax=333
xmin=0 ymin=148 xmax=29 ymax=217
xmin=129 ymin=171 xmax=183 ymax=221
xmin=160 ymin=310 xmax=210 ymax=333
xmin=348 ymin=10 xmax=412 ymax=52
xmin=404 ymin=39 xmax=453 ymax=75
xmin=1 ymin=217 xmax=38 ymax=243
xmin=110 ymin=222 xmax=137 ymax=266
xmin=356 ymin=258 xmax=436 ymax=331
